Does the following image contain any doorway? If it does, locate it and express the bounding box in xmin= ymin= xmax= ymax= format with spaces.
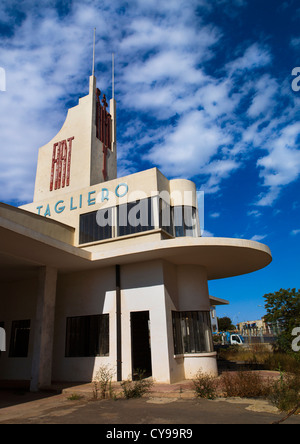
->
xmin=130 ymin=311 xmax=152 ymax=380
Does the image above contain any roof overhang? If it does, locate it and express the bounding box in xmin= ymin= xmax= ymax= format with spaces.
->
xmin=90 ymin=237 xmax=272 ymax=280
xmin=209 ymin=296 xmax=230 ymax=306
xmin=0 ymin=204 xmax=272 ymax=281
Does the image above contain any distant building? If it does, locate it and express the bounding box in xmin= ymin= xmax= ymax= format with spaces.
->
xmin=0 ymin=74 xmax=272 ymax=391
xmin=237 ymin=319 xmax=280 ymax=336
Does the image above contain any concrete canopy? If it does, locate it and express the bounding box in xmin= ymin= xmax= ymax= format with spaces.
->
xmin=0 ymin=203 xmax=272 ymax=281
xmin=91 ymin=237 xmax=272 ymax=280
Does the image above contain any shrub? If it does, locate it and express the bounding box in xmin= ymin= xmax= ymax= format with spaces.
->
xmin=221 ymin=371 xmax=271 ymax=398
xmin=67 ymin=393 xmax=83 ymax=401
xmin=218 ymin=345 xmax=300 ymax=374
xmin=263 ymin=353 xmax=300 ymax=374
xmin=269 ymin=371 xmax=300 ymax=413
xmin=92 ymin=364 xmax=115 ymax=400
xmin=121 ymin=370 xmax=153 ymax=399
xmin=193 ymin=371 xmax=217 ymax=400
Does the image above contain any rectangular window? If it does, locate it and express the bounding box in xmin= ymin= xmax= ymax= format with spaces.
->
xmin=173 ymin=206 xmax=198 ymax=238
xmin=117 ymin=198 xmax=154 ymax=237
xmin=9 ymin=320 xmax=30 ymax=358
xmin=172 ymin=311 xmax=213 ymax=355
xmin=65 ymin=314 xmax=109 ymax=357
xmin=79 ymin=208 xmax=112 ymax=244
xmin=159 ymin=198 xmax=174 ymax=236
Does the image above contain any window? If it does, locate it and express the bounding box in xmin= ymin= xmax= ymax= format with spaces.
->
xmin=173 ymin=206 xmax=198 ymax=238
xmin=79 ymin=208 xmax=112 ymax=244
xmin=9 ymin=320 xmax=30 ymax=357
xmin=172 ymin=311 xmax=213 ymax=355
xmin=159 ymin=198 xmax=173 ymax=236
xmin=65 ymin=314 xmax=109 ymax=357
xmin=117 ymin=198 xmax=154 ymax=237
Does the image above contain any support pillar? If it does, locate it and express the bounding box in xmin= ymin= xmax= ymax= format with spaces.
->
xmin=116 ymin=264 xmax=122 ymax=381
xmin=30 ymin=266 xmax=58 ymax=392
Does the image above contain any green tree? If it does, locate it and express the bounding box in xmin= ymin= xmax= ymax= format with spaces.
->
xmin=264 ymin=288 xmax=300 ymax=357
xmin=218 ymin=316 xmax=236 ymax=331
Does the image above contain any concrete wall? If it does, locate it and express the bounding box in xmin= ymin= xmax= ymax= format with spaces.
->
xmin=52 ymin=267 xmax=116 ymax=382
xmin=120 ymin=260 xmax=171 ymax=383
xmin=20 ymin=167 xmax=201 ymax=245
xmin=163 ymin=262 xmax=217 ymax=381
xmin=0 ymin=260 xmax=217 ymax=385
xmin=0 ymin=278 xmax=38 ymax=381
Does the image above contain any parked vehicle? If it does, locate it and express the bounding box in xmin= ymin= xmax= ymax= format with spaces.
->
xmin=220 ymin=332 xmax=245 ymax=346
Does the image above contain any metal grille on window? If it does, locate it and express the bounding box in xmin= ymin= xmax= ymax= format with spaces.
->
xmin=65 ymin=314 xmax=109 ymax=357
xmin=172 ymin=311 xmax=213 ymax=354
xmin=173 ymin=206 xmax=197 ymax=238
xmin=117 ymin=198 xmax=154 ymax=237
xmin=79 ymin=208 xmax=112 ymax=244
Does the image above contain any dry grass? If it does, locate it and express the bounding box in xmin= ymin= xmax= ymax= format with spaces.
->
xmin=219 ymin=371 xmax=272 ymax=398
xmin=218 ymin=345 xmax=300 ymax=373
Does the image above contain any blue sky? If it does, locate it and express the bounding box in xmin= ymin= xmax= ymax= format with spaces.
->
xmin=0 ymin=0 xmax=299 ymax=324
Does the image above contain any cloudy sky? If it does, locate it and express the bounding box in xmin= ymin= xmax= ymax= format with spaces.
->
xmin=0 ymin=0 xmax=299 ymax=322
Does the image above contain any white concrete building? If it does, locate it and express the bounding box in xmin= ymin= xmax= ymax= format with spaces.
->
xmin=0 ymin=75 xmax=272 ymax=391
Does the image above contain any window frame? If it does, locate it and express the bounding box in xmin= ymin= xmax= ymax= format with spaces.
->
xmin=172 ymin=311 xmax=214 ymax=355
xmin=79 ymin=208 xmax=113 ymax=244
xmin=9 ymin=320 xmax=31 ymax=358
xmin=65 ymin=314 xmax=109 ymax=358
xmin=117 ymin=197 xmax=154 ymax=237
xmin=173 ymin=206 xmax=198 ymax=238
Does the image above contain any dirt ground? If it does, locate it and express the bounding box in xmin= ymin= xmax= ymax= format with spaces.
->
xmin=0 ymin=388 xmax=300 ymax=425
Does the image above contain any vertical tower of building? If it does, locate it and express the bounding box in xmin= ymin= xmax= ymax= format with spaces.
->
xmin=33 ymin=76 xmax=117 ymax=203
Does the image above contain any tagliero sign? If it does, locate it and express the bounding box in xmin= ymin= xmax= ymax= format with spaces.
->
xmin=36 ymin=183 xmax=129 ymax=217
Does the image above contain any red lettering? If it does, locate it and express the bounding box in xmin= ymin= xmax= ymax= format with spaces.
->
xmin=66 ymin=137 xmax=74 ymax=187
xmin=95 ymin=89 xmax=112 ymax=181
xmin=50 ymin=137 xmax=74 ymax=191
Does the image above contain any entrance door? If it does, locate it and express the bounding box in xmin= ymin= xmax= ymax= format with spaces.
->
xmin=130 ymin=311 xmax=152 ymax=380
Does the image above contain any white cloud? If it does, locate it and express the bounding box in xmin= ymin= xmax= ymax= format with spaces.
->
xmin=226 ymin=43 xmax=272 ymax=76
xmin=291 ymin=37 xmax=300 ymax=48
xmin=250 ymin=234 xmax=267 ymax=242
xmin=255 ymin=122 xmax=300 ymax=206
xmin=0 ymin=0 xmax=298 ymax=210
xmin=144 ymin=110 xmax=232 ymax=178
xmin=291 ymin=229 xmax=300 ymax=236
xmin=247 ymin=210 xmax=262 ymax=218
xmin=247 ymin=75 xmax=278 ymax=118
xmin=202 ymin=229 xmax=214 ymax=237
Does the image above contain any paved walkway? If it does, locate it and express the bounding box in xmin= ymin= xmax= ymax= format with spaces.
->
xmin=0 ymin=391 xmax=299 ymax=425
xmin=62 ymin=379 xmax=196 ymax=400
xmin=0 ymin=371 xmax=299 ymax=424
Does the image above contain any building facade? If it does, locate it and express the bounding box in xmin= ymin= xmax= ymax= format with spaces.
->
xmin=0 ymin=76 xmax=272 ymax=390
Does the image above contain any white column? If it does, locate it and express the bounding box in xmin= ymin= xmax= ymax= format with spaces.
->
xmin=30 ymin=267 xmax=58 ymax=392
